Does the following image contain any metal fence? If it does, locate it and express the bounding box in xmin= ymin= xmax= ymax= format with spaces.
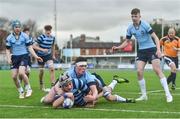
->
xmin=0 ymin=53 xmax=9 ymax=69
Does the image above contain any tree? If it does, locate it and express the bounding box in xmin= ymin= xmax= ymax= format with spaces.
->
xmin=150 ymin=23 xmax=180 ymax=38
xmin=23 ymin=19 xmax=43 ymax=38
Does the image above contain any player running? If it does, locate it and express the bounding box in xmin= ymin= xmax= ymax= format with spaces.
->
xmin=35 ymin=25 xmax=56 ymax=91
xmin=6 ymin=20 xmax=43 ymax=99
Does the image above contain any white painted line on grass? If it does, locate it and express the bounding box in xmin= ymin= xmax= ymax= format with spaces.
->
xmin=0 ymin=104 xmax=180 ymax=115
xmin=114 ymin=87 xmax=180 ymax=95
xmin=0 ymin=104 xmax=50 ymax=109
xmin=114 ymin=92 xmax=180 ymax=95
xmin=82 ymin=108 xmax=180 ymax=115
xmin=147 ymin=87 xmax=180 ymax=93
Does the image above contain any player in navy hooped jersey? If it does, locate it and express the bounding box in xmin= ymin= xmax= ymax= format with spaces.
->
xmin=35 ymin=25 xmax=56 ymax=91
xmin=40 ymin=73 xmax=92 ymax=108
xmin=41 ymin=57 xmax=98 ymax=108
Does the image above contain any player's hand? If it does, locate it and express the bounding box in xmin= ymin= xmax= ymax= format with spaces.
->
xmin=156 ymin=50 xmax=162 ymax=58
xmin=161 ymin=53 xmax=165 ymax=57
xmin=111 ymin=46 xmax=117 ymax=53
xmin=42 ymin=49 xmax=49 ymax=53
xmin=52 ymin=55 xmax=56 ymax=60
xmin=36 ymin=57 xmax=43 ymax=62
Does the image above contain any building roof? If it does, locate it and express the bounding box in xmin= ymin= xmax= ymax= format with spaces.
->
xmin=69 ymin=41 xmax=120 ymax=49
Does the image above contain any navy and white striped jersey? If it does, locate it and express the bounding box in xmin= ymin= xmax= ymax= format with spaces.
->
xmin=71 ymin=78 xmax=90 ymax=106
xmin=36 ymin=34 xmax=55 ymax=56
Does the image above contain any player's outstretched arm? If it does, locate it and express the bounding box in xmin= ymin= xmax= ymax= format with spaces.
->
xmin=112 ymin=39 xmax=129 ymax=52
xmin=84 ymin=85 xmax=98 ymax=102
xmin=28 ymin=45 xmax=43 ymax=62
xmin=32 ymin=44 xmax=49 ymax=53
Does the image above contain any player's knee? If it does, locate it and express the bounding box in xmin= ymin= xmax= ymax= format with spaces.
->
xmin=49 ymin=67 xmax=55 ymax=72
xmin=12 ymin=74 xmax=18 ymax=79
xmin=18 ymin=71 xmax=25 ymax=77
xmin=153 ymin=67 xmax=161 ymax=74
xmin=105 ymin=95 xmax=113 ymax=101
xmin=137 ymin=69 xmax=143 ymax=76
xmin=137 ymin=70 xmax=143 ymax=77
xmin=39 ymin=69 xmax=44 ymax=74
xmin=171 ymin=67 xmax=177 ymax=73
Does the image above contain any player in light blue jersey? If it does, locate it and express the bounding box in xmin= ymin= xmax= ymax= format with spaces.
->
xmin=34 ymin=25 xmax=56 ymax=91
xmin=65 ymin=57 xmax=98 ymax=104
xmin=18 ymin=28 xmax=48 ymax=86
xmin=112 ymin=8 xmax=172 ymax=103
xmin=41 ymin=73 xmax=93 ymax=108
xmin=6 ymin=20 xmax=43 ymax=99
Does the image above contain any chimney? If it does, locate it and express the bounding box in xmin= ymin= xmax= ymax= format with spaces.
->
xmin=80 ymin=34 xmax=86 ymax=42
xmin=96 ymin=36 xmax=100 ymax=40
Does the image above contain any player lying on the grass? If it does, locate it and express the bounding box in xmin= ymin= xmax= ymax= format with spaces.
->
xmin=92 ymin=73 xmax=135 ymax=104
xmin=41 ymin=73 xmax=135 ymax=108
xmin=41 ymin=73 xmax=95 ymax=108
xmin=40 ymin=74 xmax=74 ymax=108
xmin=64 ymin=57 xmax=98 ymax=103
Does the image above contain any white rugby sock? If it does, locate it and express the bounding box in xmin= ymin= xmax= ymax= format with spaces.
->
xmin=25 ymin=84 xmax=31 ymax=91
xmin=115 ymin=94 xmax=126 ymax=102
xmin=108 ymin=80 xmax=117 ymax=90
xmin=138 ymin=79 xmax=147 ymax=96
xmin=160 ymin=77 xmax=171 ymax=96
xmin=18 ymin=87 xmax=24 ymax=93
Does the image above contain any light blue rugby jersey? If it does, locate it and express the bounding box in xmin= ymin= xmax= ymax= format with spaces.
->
xmin=26 ymin=36 xmax=34 ymax=54
xmin=65 ymin=66 xmax=96 ymax=87
xmin=36 ymin=34 xmax=55 ymax=56
xmin=126 ymin=20 xmax=156 ymax=50
xmin=6 ymin=32 xmax=32 ymax=56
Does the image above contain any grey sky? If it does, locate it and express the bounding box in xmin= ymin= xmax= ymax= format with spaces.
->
xmin=0 ymin=0 xmax=180 ymax=47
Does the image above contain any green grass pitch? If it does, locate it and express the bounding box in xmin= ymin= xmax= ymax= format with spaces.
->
xmin=0 ymin=69 xmax=180 ymax=118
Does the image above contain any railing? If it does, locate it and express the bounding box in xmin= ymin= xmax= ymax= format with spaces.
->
xmin=81 ymin=53 xmax=137 ymax=57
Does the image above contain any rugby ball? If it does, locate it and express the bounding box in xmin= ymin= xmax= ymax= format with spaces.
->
xmin=62 ymin=98 xmax=74 ymax=109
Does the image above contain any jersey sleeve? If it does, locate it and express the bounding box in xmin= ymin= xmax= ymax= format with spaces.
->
xmin=86 ymin=73 xmax=96 ymax=87
xmin=36 ymin=35 xmax=43 ymax=44
xmin=24 ymin=33 xmax=32 ymax=46
xmin=126 ymin=26 xmax=132 ymax=39
xmin=53 ymin=36 xmax=55 ymax=44
xmin=6 ymin=36 xmax=11 ymax=49
xmin=143 ymin=21 xmax=153 ymax=34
